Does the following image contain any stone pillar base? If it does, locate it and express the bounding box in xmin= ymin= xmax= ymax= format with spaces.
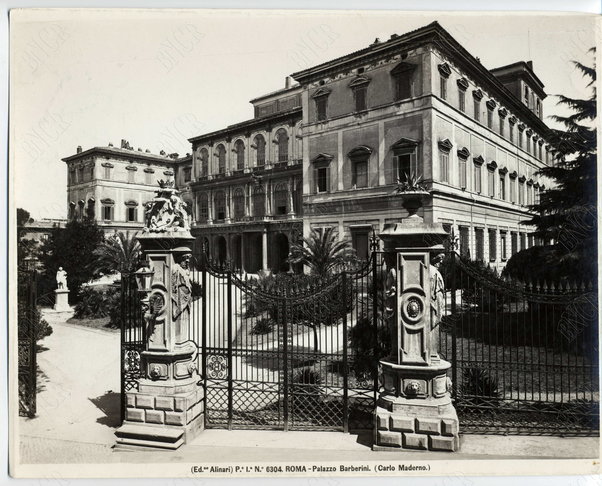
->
xmin=54 ymin=289 xmax=70 ymax=312
xmin=373 ymin=398 xmax=459 ymax=452
xmin=115 ymin=377 xmax=204 ymax=450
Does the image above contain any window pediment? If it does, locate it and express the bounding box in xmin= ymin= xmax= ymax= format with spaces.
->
xmin=312 ymin=153 xmax=334 ymax=166
xmin=472 ymin=89 xmax=484 ymax=100
xmin=312 ymin=87 xmax=331 ymax=99
xmin=540 ymin=184 xmax=546 ymax=191
xmin=487 ymin=160 xmax=498 ymax=171
xmin=390 ymin=61 xmax=417 ymax=76
xmin=144 ymin=167 xmax=155 ymax=173
xmin=437 ymin=62 xmax=452 ymax=78
xmin=499 ymin=166 xmax=509 ymax=175
xmin=518 ymin=123 xmax=526 ymax=132
xmin=438 ymin=139 xmax=453 ymax=152
xmin=498 ymin=107 xmax=508 ymax=118
xmin=126 ymin=165 xmax=138 ymax=171
xmin=101 ymin=162 xmax=114 ymax=168
xmin=348 ymin=75 xmax=371 ymax=88
xmin=509 ymin=115 xmax=517 ymax=125
xmin=533 ymin=181 xmax=540 ymax=189
xmin=526 ymin=129 xmax=533 ymax=137
xmin=391 ymin=137 xmax=419 ymax=154
xmin=518 ymin=175 xmax=526 ymax=183
xmin=163 ymin=169 xmax=174 ymax=176
xmin=457 ymin=147 xmax=470 ymax=159
xmin=473 ymin=155 xmax=485 ymax=166
xmin=348 ymin=145 xmax=373 ymax=160
xmin=101 ymin=198 xmax=115 ymax=205
xmin=486 ymin=99 xmax=497 ymax=110
xmin=456 ymin=77 xmax=469 ymax=90
xmin=125 ymin=200 xmax=138 ymax=207
xmin=509 ymin=170 xmax=518 ymax=179
xmin=527 ymin=178 xmax=534 ymax=186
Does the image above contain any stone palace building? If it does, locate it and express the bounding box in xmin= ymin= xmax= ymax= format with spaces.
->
xmin=63 ymin=22 xmax=557 ymax=273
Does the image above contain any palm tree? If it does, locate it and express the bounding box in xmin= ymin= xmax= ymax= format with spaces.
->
xmin=288 ymin=227 xmax=356 ymax=278
xmin=94 ymin=231 xmax=142 ymax=275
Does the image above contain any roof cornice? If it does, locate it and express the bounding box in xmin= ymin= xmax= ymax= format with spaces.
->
xmin=290 ymin=21 xmax=551 ymax=137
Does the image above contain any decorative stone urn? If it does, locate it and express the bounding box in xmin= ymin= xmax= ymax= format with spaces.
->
xmin=115 ymin=180 xmax=204 ymax=450
xmin=373 ymin=191 xmax=459 ymax=452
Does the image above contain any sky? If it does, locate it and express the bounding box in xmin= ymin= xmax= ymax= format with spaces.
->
xmin=10 ymin=9 xmax=598 ymax=220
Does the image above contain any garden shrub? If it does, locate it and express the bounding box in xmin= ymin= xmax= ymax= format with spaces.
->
xmin=250 ymin=318 xmax=275 ymax=335
xmin=460 ymin=366 xmax=501 ymax=405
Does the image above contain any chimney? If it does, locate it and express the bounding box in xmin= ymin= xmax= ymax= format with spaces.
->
xmin=285 ymin=76 xmax=292 ymax=89
xmin=121 ymin=139 xmax=127 ymax=149
xmin=76 ymin=145 xmax=82 ymax=154
xmin=526 ymin=61 xmax=533 ymax=70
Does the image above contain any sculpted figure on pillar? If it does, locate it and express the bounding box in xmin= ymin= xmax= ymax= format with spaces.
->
xmin=144 ymin=179 xmax=191 ymax=233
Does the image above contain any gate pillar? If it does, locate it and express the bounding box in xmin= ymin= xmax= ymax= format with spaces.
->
xmin=373 ymin=192 xmax=459 ymax=452
xmin=116 ymin=180 xmax=204 ymax=450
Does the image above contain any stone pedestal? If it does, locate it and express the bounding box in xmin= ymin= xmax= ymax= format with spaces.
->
xmin=373 ymin=192 xmax=460 ymax=452
xmin=53 ymin=288 xmax=70 ymax=311
xmin=115 ymin=230 xmax=205 ymax=450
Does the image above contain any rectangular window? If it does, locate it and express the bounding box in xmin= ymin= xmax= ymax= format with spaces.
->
xmin=459 ymin=90 xmax=466 ymax=112
xmin=395 ymin=151 xmax=419 ymax=181
xmin=519 ymin=182 xmax=525 ymax=205
xmin=475 ymin=228 xmax=484 ymax=261
xmin=104 ymin=167 xmax=111 ymax=179
xmin=509 ymin=178 xmax=515 ymax=202
xmin=487 ymin=170 xmax=495 ymax=197
xmin=351 ymin=230 xmax=370 ymax=261
xmin=354 ymin=86 xmax=367 ymax=112
xmin=526 ymin=137 xmax=531 ymax=154
xmin=459 ymin=226 xmax=470 ymax=257
xmin=128 ymin=170 xmax=135 ymax=183
xmin=499 ymin=116 xmax=504 ymax=137
xmin=79 ymin=167 xmax=85 ymax=183
xmin=184 ymin=167 xmax=191 ymax=182
xmin=102 ymin=205 xmax=113 ymax=221
xmin=474 ymin=164 xmax=482 ymax=193
xmin=488 ymin=229 xmax=497 ymax=262
xmin=473 ymin=99 xmax=480 ymax=122
xmin=487 ymin=109 xmax=493 ymax=129
xmin=511 ymin=232 xmax=518 ymax=255
xmin=315 ymin=167 xmax=330 ymax=193
xmin=395 ymin=74 xmax=412 ymax=101
xmin=440 ymin=76 xmax=447 ymax=100
xmin=499 ymin=175 xmax=506 ymax=200
xmin=352 ymin=160 xmax=368 ymax=188
xmin=439 ymin=150 xmax=449 ymax=183
xmin=518 ymin=131 xmax=523 ymax=149
xmin=316 ymin=97 xmax=327 ymax=121
xmin=459 ymin=158 xmax=467 ymax=188
xmin=509 ymin=124 xmax=514 ymax=143
xmin=520 ymin=233 xmax=526 ymax=251
xmin=126 ymin=207 xmax=137 ymax=222
xmin=145 ymin=171 xmax=152 ymax=185
xmin=500 ymin=232 xmax=507 ymax=260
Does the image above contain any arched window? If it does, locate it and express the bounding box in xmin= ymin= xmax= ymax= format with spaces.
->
xmin=254 ymin=134 xmax=266 ymax=166
xmin=216 ymin=144 xmax=226 ymax=174
xmin=198 ymin=193 xmax=208 ymax=221
xmin=252 ymin=185 xmax=265 ymax=217
xmin=274 ymin=183 xmax=288 ymax=215
xmin=200 ymin=148 xmax=209 ymax=177
xmin=275 ymin=128 xmax=289 ymax=162
xmin=233 ymin=188 xmax=245 ymax=220
xmin=234 ymin=140 xmax=245 ymax=171
xmin=214 ymin=191 xmax=226 ymax=220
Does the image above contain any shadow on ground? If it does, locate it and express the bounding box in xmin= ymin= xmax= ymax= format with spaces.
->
xmin=90 ymin=391 xmax=121 ymax=428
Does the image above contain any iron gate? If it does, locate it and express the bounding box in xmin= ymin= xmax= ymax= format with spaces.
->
xmin=191 ymin=251 xmax=383 ymax=431
xmin=439 ymin=251 xmax=599 ymax=435
xmin=18 ymin=270 xmax=38 ymax=418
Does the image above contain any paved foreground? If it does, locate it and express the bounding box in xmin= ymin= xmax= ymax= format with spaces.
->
xmin=17 ymin=314 xmax=600 ymax=466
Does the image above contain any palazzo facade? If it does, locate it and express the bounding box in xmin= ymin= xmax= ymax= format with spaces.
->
xmin=63 ymin=22 xmax=558 ymax=273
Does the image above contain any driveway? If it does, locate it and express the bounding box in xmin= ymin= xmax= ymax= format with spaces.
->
xmin=18 ymin=313 xmax=120 ymax=463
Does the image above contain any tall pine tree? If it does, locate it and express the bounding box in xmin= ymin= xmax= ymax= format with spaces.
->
xmin=521 ymin=49 xmax=597 ymax=281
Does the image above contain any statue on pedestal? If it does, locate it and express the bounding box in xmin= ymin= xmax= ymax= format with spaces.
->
xmin=56 ymin=267 xmax=68 ymax=290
